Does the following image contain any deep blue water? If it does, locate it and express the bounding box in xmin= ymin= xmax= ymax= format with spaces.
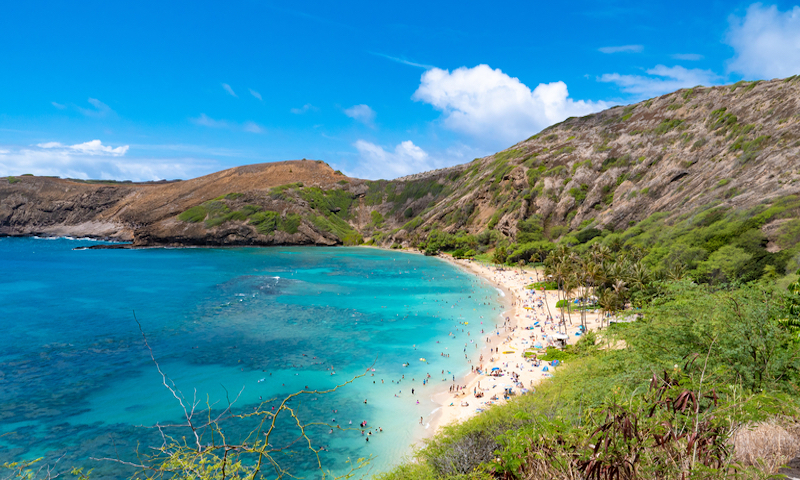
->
xmin=0 ymin=238 xmax=503 ymax=478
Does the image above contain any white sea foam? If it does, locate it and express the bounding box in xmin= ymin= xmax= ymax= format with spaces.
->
xmin=32 ymin=235 xmax=104 ymax=242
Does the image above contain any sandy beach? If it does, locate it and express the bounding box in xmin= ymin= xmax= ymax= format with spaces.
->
xmin=421 ymin=255 xmax=604 ymax=434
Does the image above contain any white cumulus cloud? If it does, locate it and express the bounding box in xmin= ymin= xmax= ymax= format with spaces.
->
xmin=38 ymin=139 xmax=129 ymax=156
xmin=243 ymin=121 xmax=264 ymax=133
xmin=671 ymin=53 xmax=704 ymax=61
xmin=0 ymin=141 xmax=213 ymax=181
xmin=191 ymin=113 xmax=230 ymax=128
xmin=412 ymin=64 xmax=610 ymax=146
xmin=347 ymin=140 xmax=441 ymax=180
xmin=290 ymin=104 xmax=317 ymax=114
xmin=598 ymin=65 xmax=720 ymax=98
xmin=77 ymin=98 xmax=115 ymax=117
xmin=344 ymin=104 xmax=376 ymax=126
xmin=222 ymin=83 xmax=238 ymax=97
xmin=598 ymin=45 xmax=643 ymax=54
xmin=726 ymin=4 xmax=800 ymax=79
xmin=190 ymin=114 xmax=263 ymax=134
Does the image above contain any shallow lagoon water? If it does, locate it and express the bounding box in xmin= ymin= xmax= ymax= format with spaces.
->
xmin=0 ymin=238 xmax=503 ymax=478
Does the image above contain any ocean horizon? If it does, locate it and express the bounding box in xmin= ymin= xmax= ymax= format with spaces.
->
xmin=0 ymin=237 xmax=504 ymax=478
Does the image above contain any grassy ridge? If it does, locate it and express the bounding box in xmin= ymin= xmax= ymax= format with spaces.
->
xmin=175 ymin=186 xmax=362 ymax=242
xmin=176 ymin=194 xmax=303 ymax=235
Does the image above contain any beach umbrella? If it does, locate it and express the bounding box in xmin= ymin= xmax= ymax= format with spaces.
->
xmin=491 ymin=367 xmax=500 ymax=371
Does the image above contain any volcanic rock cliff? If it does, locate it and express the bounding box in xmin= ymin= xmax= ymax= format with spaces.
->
xmin=2 ymin=77 xmax=800 ymax=248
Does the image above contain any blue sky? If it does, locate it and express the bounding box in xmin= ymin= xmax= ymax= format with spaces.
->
xmin=1 ymin=1 xmax=799 ymax=181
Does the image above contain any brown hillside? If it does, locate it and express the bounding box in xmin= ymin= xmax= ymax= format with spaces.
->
xmin=2 ymin=77 xmax=800 ymax=249
xmin=0 ymin=160 xmax=355 ymax=243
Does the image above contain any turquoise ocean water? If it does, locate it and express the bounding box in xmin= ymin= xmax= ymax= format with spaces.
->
xmin=0 ymin=238 xmax=504 ymax=478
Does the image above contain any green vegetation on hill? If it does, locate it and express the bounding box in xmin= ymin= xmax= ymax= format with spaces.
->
xmin=177 ymin=197 xmax=303 ymax=235
xmin=382 ymin=185 xmax=800 ymax=479
xmin=175 ymin=185 xmax=363 ymax=243
xmin=380 ymin=278 xmax=800 ymax=480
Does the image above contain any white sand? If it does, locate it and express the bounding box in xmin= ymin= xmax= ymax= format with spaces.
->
xmin=422 ymin=256 xmax=604 ymax=434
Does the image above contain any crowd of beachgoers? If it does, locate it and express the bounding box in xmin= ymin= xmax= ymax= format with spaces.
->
xmin=422 ymin=256 xmax=603 ymax=432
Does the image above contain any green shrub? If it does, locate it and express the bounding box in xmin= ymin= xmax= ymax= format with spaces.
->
xmin=526 ymin=165 xmax=547 ymax=187
xmin=570 ymin=159 xmax=592 ymax=174
xmin=707 ymin=108 xmax=738 ymax=133
xmin=369 ymin=210 xmax=385 ymax=227
xmin=528 ymin=280 xmax=557 ymax=290
xmin=653 ymin=118 xmax=685 ymax=135
xmin=364 ymin=181 xmax=388 ymax=205
xmin=402 ymin=217 xmax=423 ymax=232
xmin=600 ymin=154 xmax=631 ymax=171
xmin=249 ymin=210 xmax=280 ymax=234
xmin=387 ymin=179 xmax=445 ymax=207
xmin=212 ymin=192 xmax=244 ymax=201
xmin=507 ymin=240 xmax=555 ymax=264
xmin=487 ymin=212 xmax=501 ymax=230
xmin=278 ymin=213 xmax=302 ymax=234
xmin=575 ymin=228 xmax=602 ymax=243
xmin=568 ymin=184 xmax=589 ymax=204
xmin=595 ymin=142 xmax=612 ymax=152
xmin=555 ymin=145 xmax=575 ymax=155
xmin=732 ymin=135 xmax=770 ymax=164
xmin=691 ymin=137 xmax=707 ymax=151
xmin=547 ymin=225 xmax=568 ymax=240
xmin=178 ymin=205 xmax=207 ymax=223
xmin=537 ymin=346 xmax=576 ymax=362
xmin=299 ymin=187 xmax=355 ymax=219
xmin=544 ymin=165 xmax=567 ymax=177
xmin=601 ymin=185 xmax=615 ymax=204
xmin=494 ymin=148 xmax=524 ymax=163
xmin=342 ymin=232 xmax=363 ymax=245
xmin=452 ymin=248 xmax=476 ymax=259
xmin=516 ymin=215 xmax=544 ymax=243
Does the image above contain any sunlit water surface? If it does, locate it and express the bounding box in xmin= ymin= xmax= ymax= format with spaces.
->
xmin=0 ymin=238 xmax=503 ymax=478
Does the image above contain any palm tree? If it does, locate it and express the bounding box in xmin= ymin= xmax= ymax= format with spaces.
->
xmin=562 ymin=273 xmax=577 ymax=330
xmin=584 ymin=259 xmax=605 ymax=330
xmin=612 ymin=279 xmax=628 ymax=313
xmin=665 ymin=261 xmax=686 ymax=281
xmin=597 ymin=288 xmax=617 ymax=329
xmin=779 ymin=273 xmax=800 ymax=338
xmin=545 ymin=245 xmax=573 ymax=333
